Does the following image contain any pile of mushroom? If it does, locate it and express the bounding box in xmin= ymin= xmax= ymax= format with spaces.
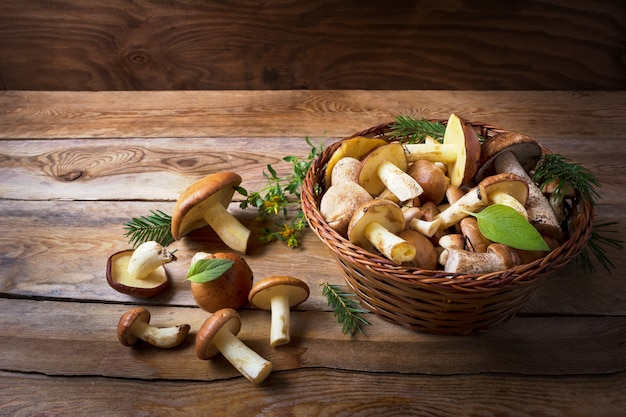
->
xmin=320 ymin=114 xmax=565 ymax=274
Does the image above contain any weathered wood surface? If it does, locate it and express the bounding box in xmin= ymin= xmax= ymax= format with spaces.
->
xmin=1 ymin=90 xmax=625 ymax=416
xmin=0 ymin=1 xmax=624 ymax=91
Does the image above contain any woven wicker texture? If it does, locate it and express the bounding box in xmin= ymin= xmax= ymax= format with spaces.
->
xmin=302 ymin=122 xmax=594 ymax=335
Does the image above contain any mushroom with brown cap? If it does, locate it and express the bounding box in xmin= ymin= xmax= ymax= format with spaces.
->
xmin=357 ymin=143 xmax=424 ymax=202
xmin=477 ymin=132 xmax=562 ymax=240
xmin=397 ymin=230 xmax=438 ymax=270
xmin=480 ymin=173 xmax=530 ymax=219
xmin=444 ymin=243 xmax=521 ymax=275
xmin=171 ymin=172 xmax=251 ymax=253
xmin=195 ymin=308 xmax=273 ymax=384
xmin=324 ymin=136 xmax=388 ymax=187
xmin=187 ymin=252 xmax=254 ymax=313
xmin=407 ymin=159 xmax=449 ymax=205
xmin=348 ymin=199 xmax=416 ymax=264
xmin=106 ymin=241 xmax=175 ymax=297
xmin=402 ymin=114 xmax=481 ymax=187
xmin=117 ymin=307 xmax=190 ymax=348
xmin=248 ymin=276 xmax=310 ymax=347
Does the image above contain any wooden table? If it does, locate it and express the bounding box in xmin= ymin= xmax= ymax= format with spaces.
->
xmin=1 ymin=90 xmax=624 ymax=416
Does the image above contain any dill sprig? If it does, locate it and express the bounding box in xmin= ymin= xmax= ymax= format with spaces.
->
xmin=532 ymin=153 xmax=601 ymax=205
xmin=123 ymin=210 xmax=174 ymax=248
xmin=577 ymin=221 xmax=624 ymax=274
xmin=389 ymin=115 xmax=447 ymax=143
xmin=321 ymin=282 xmax=370 ymax=336
xmin=239 ymin=136 xmax=324 ymax=248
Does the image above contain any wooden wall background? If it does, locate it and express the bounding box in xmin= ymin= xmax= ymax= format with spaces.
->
xmin=0 ymin=0 xmax=624 ymax=91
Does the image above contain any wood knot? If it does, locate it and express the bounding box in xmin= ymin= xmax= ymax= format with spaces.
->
xmin=63 ymin=170 xmax=83 ymax=181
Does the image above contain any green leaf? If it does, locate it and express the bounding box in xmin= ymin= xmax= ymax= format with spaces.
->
xmin=186 ymin=258 xmax=235 ymax=283
xmin=464 ymin=205 xmax=550 ymax=251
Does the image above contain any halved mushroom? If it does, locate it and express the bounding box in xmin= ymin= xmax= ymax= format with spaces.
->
xmin=106 ymin=241 xmax=175 ymax=298
xmin=117 ymin=307 xmax=190 ymax=348
xmin=248 ymin=276 xmax=310 ymax=347
xmin=402 ymin=114 xmax=481 ymax=187
xmin=171 ymin=172 xmax=251 ymax=253
xmin=195 ymin=308 xmax=273 ymax=384
xmin=357 ymin=143 xmax=424 ymax=202
xmin=348 ymin=199 xmax=416 ymax=264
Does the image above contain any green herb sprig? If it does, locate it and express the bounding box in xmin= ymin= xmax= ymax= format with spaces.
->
xmin=533 ymin=153 xmax=601 ymax=205
xmin=578 ymin=221 xmax=624 ymax=274
xmin=123 ymin=210 xmax=174 ymax=248
xmin=321 ymin=282 xmax=370 ymax=336
xmin=238 ymin=136 xmax=324 ymax=247
xmin=389 ymin=115 xmax=447 ymax=143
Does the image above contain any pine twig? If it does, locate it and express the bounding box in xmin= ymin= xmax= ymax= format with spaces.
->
xmin=123 ymin=210 xmax=174 ymax=248
xmin=321 ymin=282 xmax=370 ymax=336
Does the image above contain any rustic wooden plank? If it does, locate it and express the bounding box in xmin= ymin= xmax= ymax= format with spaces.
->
xmin=1 ymin=299 xmax=624 ymax=380
xmin=0 ymin=1 xmax=623 ymax=90
xmin=1 ymin=91 xmax=626 ymax=140
xmin=1 ymin=370 xmax=624 ymax=417
xmin=1 ymin=200 xmax=624 ymax=315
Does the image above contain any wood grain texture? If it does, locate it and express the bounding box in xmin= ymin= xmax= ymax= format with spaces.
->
xmin=0 ymin=0 xmax=624 ymax=90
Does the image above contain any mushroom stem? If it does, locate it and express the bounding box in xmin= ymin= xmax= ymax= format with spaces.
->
xmin=130 ymin=320 xmax=191 ymax=348
xmin=376 ymin=160 xmax=423 ymax=202
xmin=364 ymin=221 xmax=416 ymax=263
xmin=403 ymin=143 xmax=459 ymax=163
xmin=127 ymin=241 xmax=175 ymax=280
xmin=212 ymin=325 xmax=273 ymax=384
xmin=270 ymin=294 xmax=291 ymax=347
xmin=489 ymin=191 xmax=528 ymax=219
xmin=445 ymin=243 xmax=521 ymax=275
xmin=202 ymin=202 xmax=251 ymax=254
xmin=435 ymin=185 xmax=488 ymax=229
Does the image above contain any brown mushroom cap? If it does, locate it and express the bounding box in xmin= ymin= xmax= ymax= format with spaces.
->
xmin=248 ymin=276 xmax=310 ymax=310
xmin=357 ymin=143 xmax=409 ymax=196
xmin=324 ymin=136 xmax=388 ymax=187
xmin=479 ymin=172 xmax=529 ymax=205
xmin=397 ymin=230 xmax=438 ymax=270
xmin=407 ymin=159 xmax=449 ymax=204
xmin=195 ymin=308 xmax=242 ymax=360
xmin=117 ymin=307 xmax=151 ymax=346
xmin=171 ymin=171 xmax=242 ymax=240
xmin=106 ymin=250 xmax=170 ymax=298
xmin=477 ymin=131 xmax=542 ymax=182
xmin=443 ymin=114 xmax=482 ymax=187
xmin=190 ymin=252 xmax=254 ymax=313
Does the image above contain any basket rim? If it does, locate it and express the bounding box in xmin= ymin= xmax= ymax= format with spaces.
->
xmin=301 ymin=120 xmax=595 ymax=290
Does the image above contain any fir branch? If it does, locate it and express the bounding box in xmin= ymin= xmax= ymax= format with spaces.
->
xmin=321 ymin=282 xmax=370 ymax=336
xmin=389 ymin=115 xmax=447 ymax=144
xmin=123 ymin=210 xmax=174 ymax=248
xmin=532 ymin=153 xmax=601 ymax=205
xmin=576 ymin=221 xmax=624 ymax=274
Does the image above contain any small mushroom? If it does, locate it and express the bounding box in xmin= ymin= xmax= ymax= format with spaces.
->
xmin=398 ymin=230 xmax=438 ymax=270
xmin=248 ymin=276 xmax=310 ymax=347
xmin=407 ymin=159 xmax=450 ymax=205
xmin=171 ymin=171 xmax=251 ymax=253
xmin=188 ymin=252 xmax=254 ymax=313
xmin=435 ymin=184 xmax=489 ymax=229
xmin=117 ymin=307 xmax=190 ymax=348
xmin=195 ymin=308 xmax=273 ymax=384
xmin=437 ymin=233 xmax=466 ymax=266
xmin=357 ymin=143 xmax=424 ymax=202
xmin=541 ymin=178 xmax=576 ymax=224
xmin=403 ymin=114 xmax=481 ymax=187
xmin=348 ymin=199 xmax=416 ymax=264
xmin=479 ymin=173 xmax=529 ymax=219
xmin=477 ymin=132 xmax=562 ymax=240
xmin=445 ymin=243 xmax=521 ymax=275
xmin=459 ymin=217 xmax=491 ymax=253
xmin=106 ymin=241 xmax=175 ymax=297
xmin=324 ymin=136 xmax=388 ymax=187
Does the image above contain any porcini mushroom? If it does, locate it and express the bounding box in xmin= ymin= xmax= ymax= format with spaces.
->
xmin=248 ymin=276 xmax=310 ymax=347
xmin=357 ymin=143 xmax=424 ymax=202
xmin=397 ymin=230 xmax=438 ymax=270
xmin=435 ymin=184 xmax=489 ymax=229
xmin=117 ymin=307 xmax=190 ymax=348
xmin=171 ymin=172 xmax=251 ymax=253
xmin=324 ymin=136 xmax=388 ymax=187
xmin=479 ymin=173 xmax=529 ymax=219
xmin=187 ymin=252 xmax=254 ymax=313
xmin=407 ymin=159 xmax=449 ymax=204
xmin=445 ymin=243 xmax=521 ymax=275
xmin=195 ymin=308 xmax=273 ymax=384
xmin=348 ymin=199 xmax=416 ymax=264
xmin=477 ymin=132 xmax=562 ymax=240
xmin=106 ymin=241 xmax=175 ymax=297
xmin=402 ymin=114 xmax=481 ymax=187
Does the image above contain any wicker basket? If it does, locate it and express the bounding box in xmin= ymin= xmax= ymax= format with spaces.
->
xmin=302 ymin=121 xmax=594 ymax=335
